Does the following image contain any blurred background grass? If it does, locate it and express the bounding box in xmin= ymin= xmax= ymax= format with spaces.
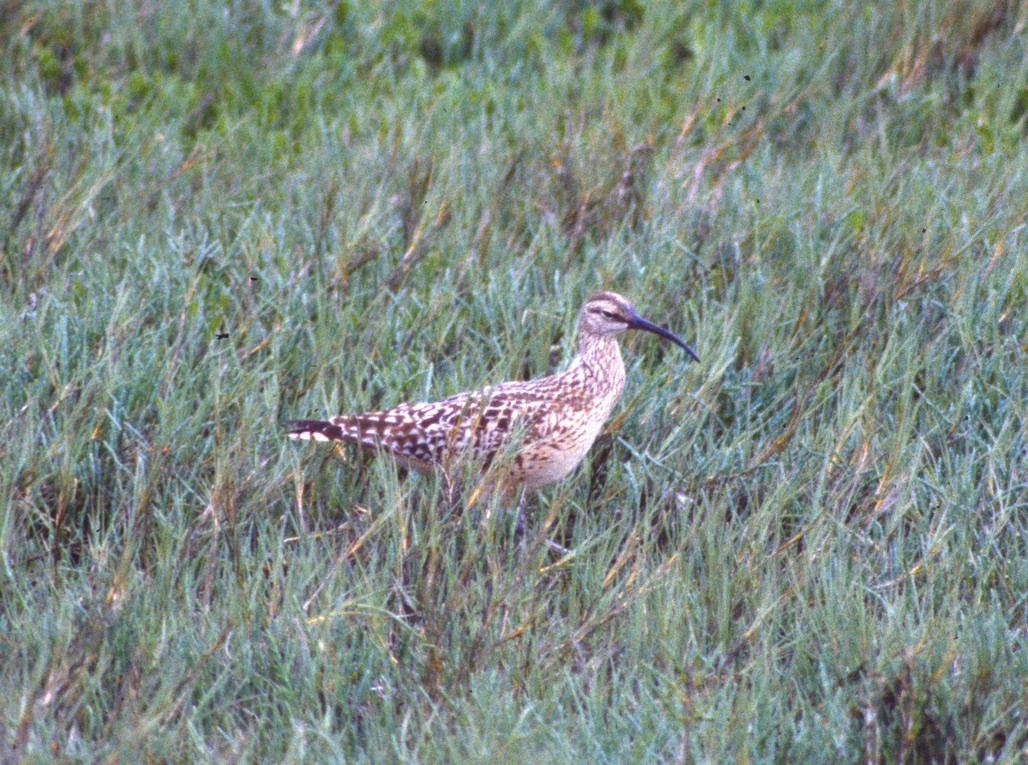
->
xmin=1 ymin=0 xmax=1026 ymax=761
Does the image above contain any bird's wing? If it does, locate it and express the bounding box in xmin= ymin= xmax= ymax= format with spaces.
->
xmin=294 ymin=382 xmax=557 ymax=461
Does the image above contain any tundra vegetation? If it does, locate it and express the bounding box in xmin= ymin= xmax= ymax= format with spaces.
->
xmin=1 ymin=1 xmax=1025 ymax=761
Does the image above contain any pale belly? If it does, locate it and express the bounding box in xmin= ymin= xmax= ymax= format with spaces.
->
xmin=515 ymin=411 xmax=609 ymax=491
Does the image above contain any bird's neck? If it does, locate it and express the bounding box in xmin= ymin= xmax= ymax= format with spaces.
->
xmin=574 ymin=332 xmax=626 ymax=393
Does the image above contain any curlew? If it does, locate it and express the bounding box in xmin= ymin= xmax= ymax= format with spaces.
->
xmin=286 ymin=292 xmax=698 ymax=501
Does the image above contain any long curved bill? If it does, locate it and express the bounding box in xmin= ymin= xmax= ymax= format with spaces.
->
xmin=627 ymin=311 xmax=700 ymax=363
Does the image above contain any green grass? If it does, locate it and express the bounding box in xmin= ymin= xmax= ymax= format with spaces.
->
xmin=2 ymin=0 xmax=1026 ymax=761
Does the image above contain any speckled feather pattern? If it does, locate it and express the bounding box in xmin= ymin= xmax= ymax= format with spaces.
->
xmin=287 ymin=293 xmax=691 ymax=496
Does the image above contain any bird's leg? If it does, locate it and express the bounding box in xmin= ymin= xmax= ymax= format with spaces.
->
xmin=544 ymin=538 xmax=571 ymax=556
xmin=510 ymin=491 xmax=571 ymax=557
xmin=512 ymin=486 xmax=529 ymax=545
xmin=438 ymin=468 xmax=465 ymax=518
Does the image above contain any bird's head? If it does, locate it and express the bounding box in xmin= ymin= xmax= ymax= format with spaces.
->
xmin=579 ymin=292 xmax=699 ymax=362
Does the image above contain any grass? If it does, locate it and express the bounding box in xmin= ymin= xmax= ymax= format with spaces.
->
xmin=1 ymin=0 xmax=1026 ymax=761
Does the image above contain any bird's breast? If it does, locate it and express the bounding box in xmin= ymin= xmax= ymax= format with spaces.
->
xmin=508 ymin=373 xmax=624 ymax=491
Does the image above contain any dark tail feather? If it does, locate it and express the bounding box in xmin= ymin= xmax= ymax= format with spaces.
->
xmin=285 ymin=419 xmax=346 ymax=442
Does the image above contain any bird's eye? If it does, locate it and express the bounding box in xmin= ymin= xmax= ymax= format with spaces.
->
xmin=601 ymin=309 xmax=618 ymax=319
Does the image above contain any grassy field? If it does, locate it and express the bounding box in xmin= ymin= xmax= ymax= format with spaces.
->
xmin=2 ymin=0 xmax=1026 ymax=761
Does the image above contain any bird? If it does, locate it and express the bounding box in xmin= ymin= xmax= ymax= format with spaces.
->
xmin=286 ymin=292 xmax=699 ymax=502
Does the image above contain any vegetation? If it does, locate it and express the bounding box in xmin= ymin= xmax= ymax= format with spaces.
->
xmin=1 ymin=0 xmax=1025 ymax=761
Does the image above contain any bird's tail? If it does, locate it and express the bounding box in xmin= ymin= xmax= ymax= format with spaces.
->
xmin=285 ymin=419 xmax=348 ymax=442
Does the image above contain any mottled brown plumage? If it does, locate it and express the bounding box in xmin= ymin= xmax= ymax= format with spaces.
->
xmin=287 ymin=292 xmax=698 ymax=500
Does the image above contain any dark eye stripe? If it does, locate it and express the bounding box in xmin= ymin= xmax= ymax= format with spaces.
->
xmin=588 ymin=304 xmax=621 ymax=319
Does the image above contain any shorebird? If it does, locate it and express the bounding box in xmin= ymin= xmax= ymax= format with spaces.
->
xmin=287 ymin=292 xmax=698 ymax=501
